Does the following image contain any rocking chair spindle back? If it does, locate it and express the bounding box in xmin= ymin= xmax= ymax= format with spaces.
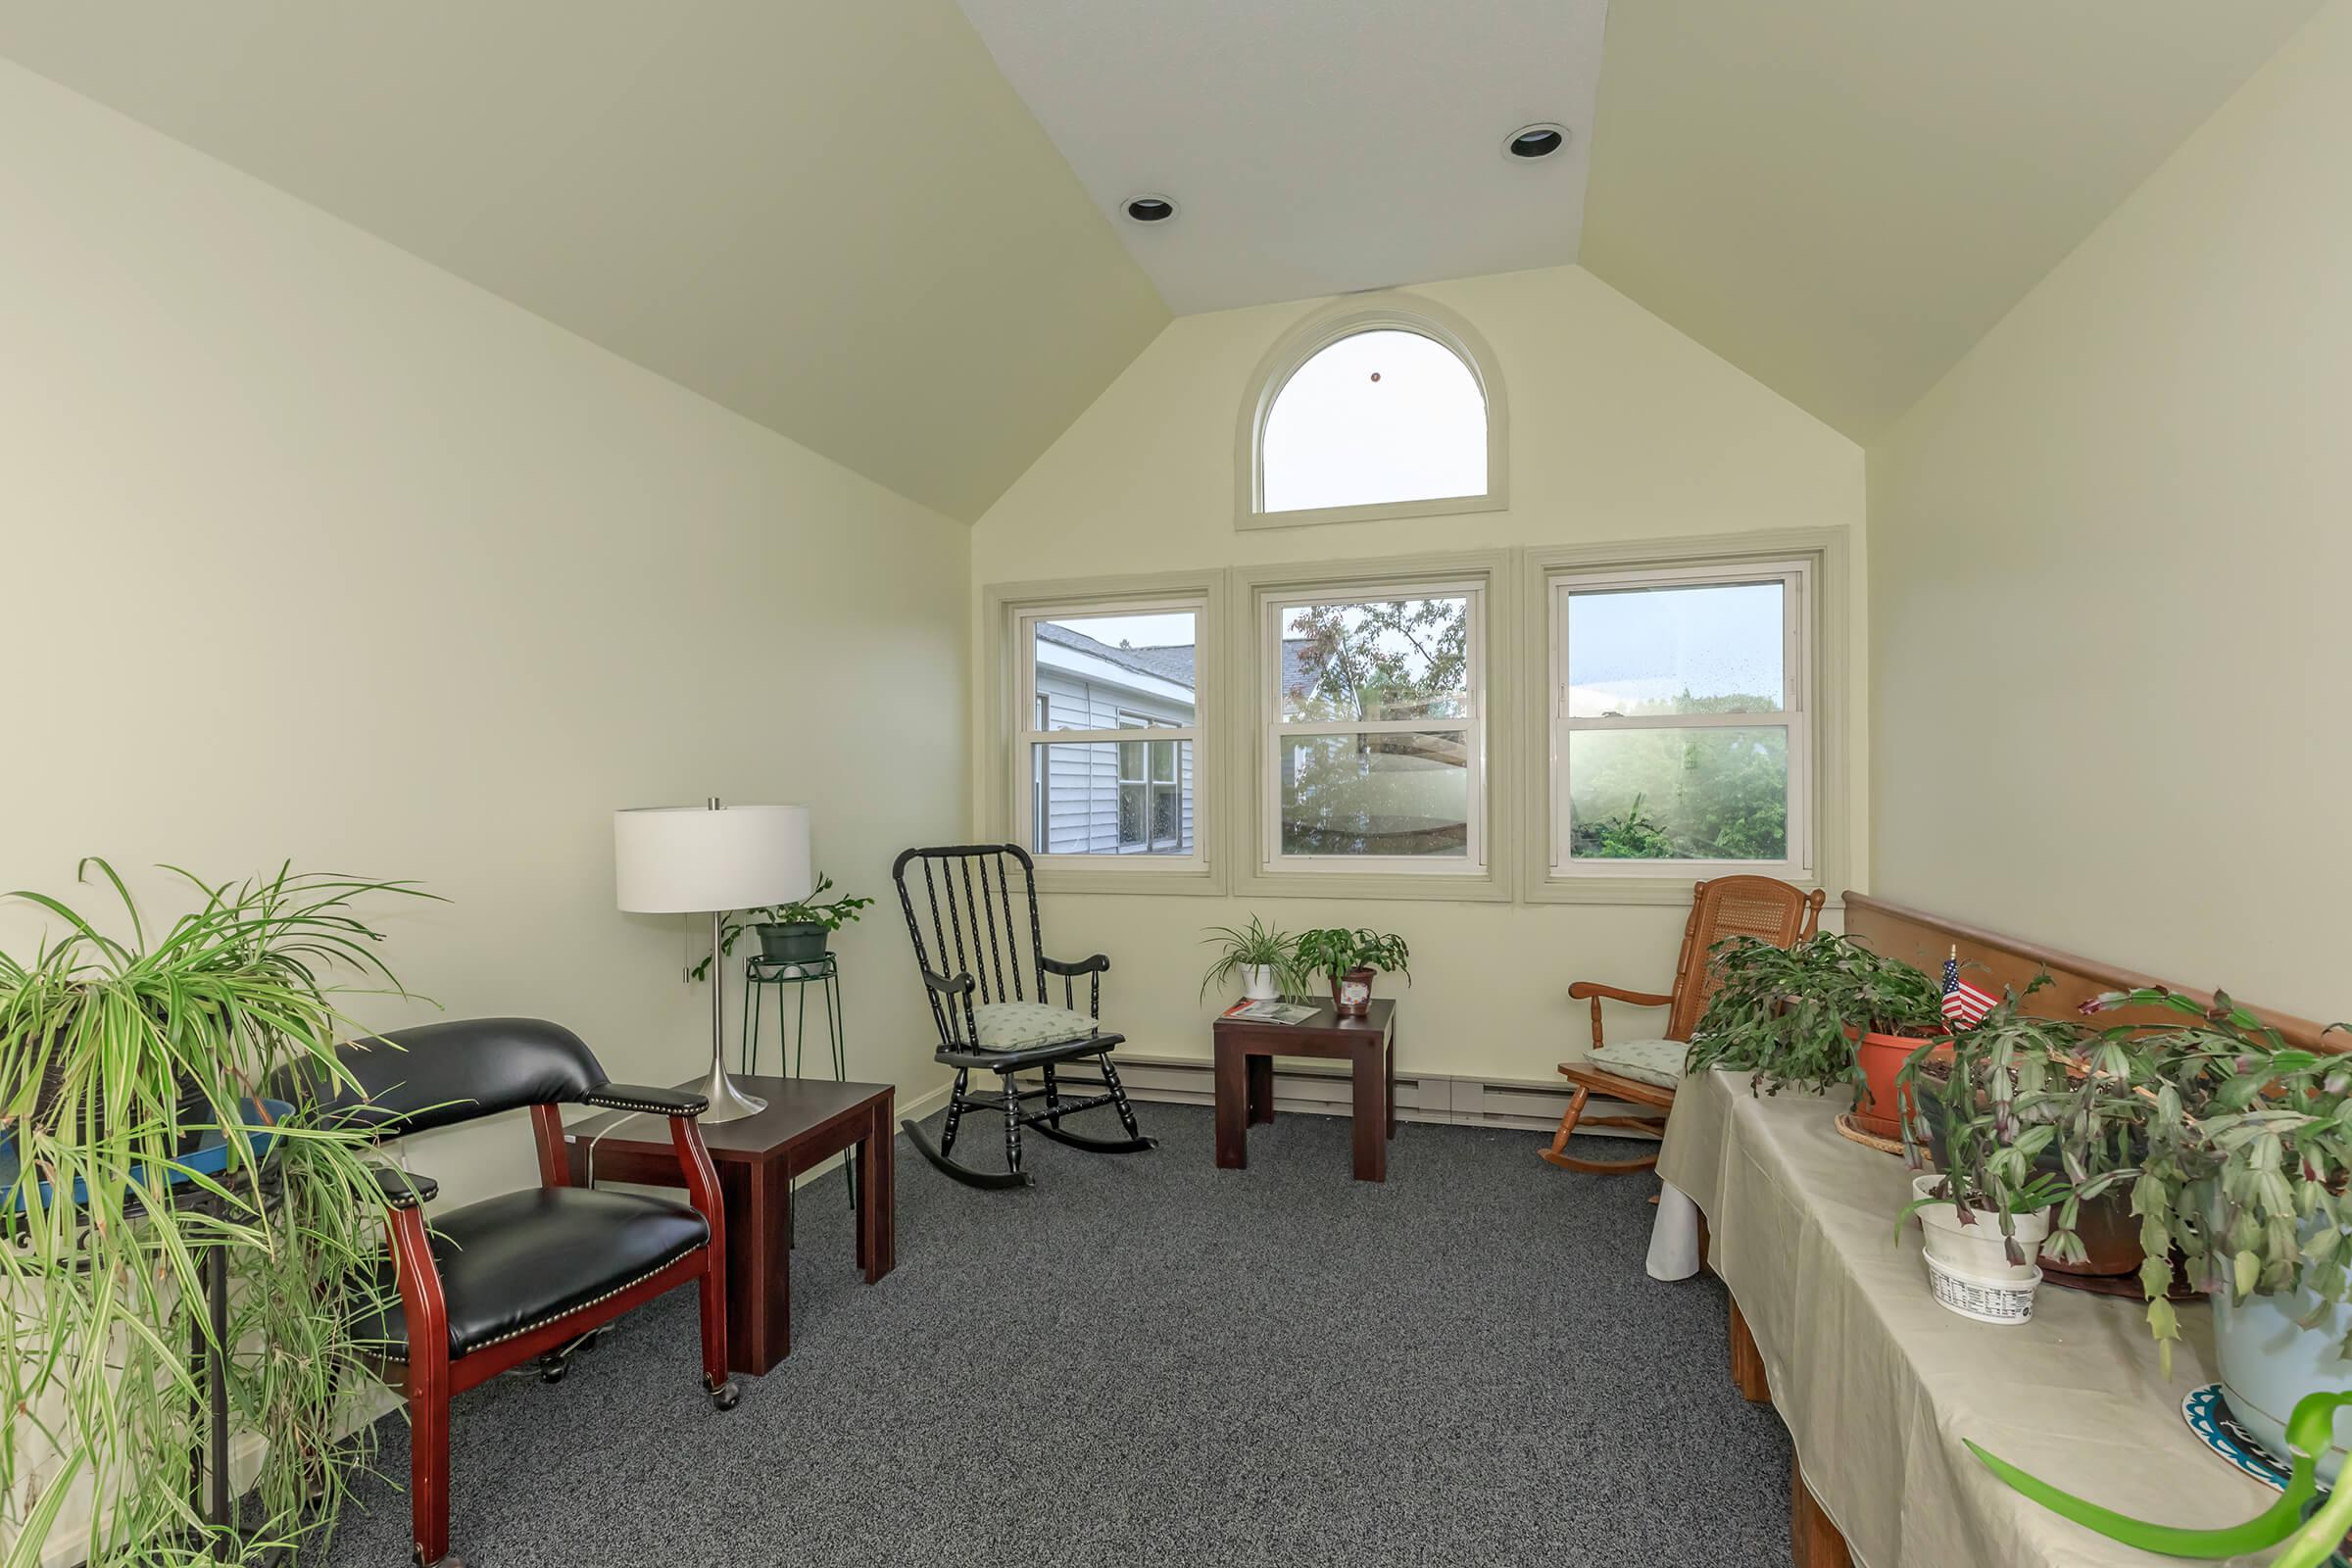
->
xmin=890 ymin=844 xmax=1152 ymax=1189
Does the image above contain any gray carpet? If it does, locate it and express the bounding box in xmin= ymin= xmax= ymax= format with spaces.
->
xmin=323 ymin=1103 xmax=1790 ymax=1566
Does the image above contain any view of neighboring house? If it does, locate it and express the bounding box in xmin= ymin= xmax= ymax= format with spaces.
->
xmin=1033 ymin=623 xmax=1197 ymax=855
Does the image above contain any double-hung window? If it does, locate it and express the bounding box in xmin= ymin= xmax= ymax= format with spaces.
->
xmin=1013 ymin=599 xmax=1203 ymax=866
xmin=1262 ymin=580 xmax=1485 ymax=870
xmin=1549 ymin=560 xmax=1811 ymax=878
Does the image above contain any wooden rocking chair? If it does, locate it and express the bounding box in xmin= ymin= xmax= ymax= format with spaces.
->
xmin=1541 ymin=875 xmax=1825 ymax=1174
xmin=892 ymin=844 xmax=1157 ymax=1189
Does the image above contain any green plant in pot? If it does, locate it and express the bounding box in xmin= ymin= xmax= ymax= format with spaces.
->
xmin=0 ymin=860 xmax=428 ymax=1566
xmin=1198 ymin=916 xmax=1306 ymax=1004
xmin=2094 ymin=987 xmax=2352 ymax=1476
xmin=696 ymin=873 xmax=873 ymax=974
xmin=1685 ymin=931 xmax=1946 ymax=1132
xmin=1295 ymin=928 xmax=1410 ymax=1017
xmin=1898 ymin=981 xmax=2155 ymax=1284
xmin=1894 ymin=994 xmax=2073 ymax=1312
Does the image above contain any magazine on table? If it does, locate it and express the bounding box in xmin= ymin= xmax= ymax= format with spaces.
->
xmin=1220 ymin=999 xmax=1320 ymax=1025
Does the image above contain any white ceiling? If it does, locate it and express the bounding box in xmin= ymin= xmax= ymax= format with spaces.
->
xmin=1580 ymin=0 xmax=2328 ymax=442
xmin=956 ymin=0 xmax=1609 ymax=316
xmin=0 ymin=0 xmax=1169 ymax=522
xmin=1 ymin=0 xmax=2331 ymax=501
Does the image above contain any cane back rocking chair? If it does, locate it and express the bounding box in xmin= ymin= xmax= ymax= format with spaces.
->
xmin=1541 ymin=875 xmax=1826 ymax=1174
xmin=893 ymin=844 xmax=1156 ymax=1189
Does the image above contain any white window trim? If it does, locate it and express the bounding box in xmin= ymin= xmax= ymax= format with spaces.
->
xmin=1230 ymin=551 xmax=1516 ymax=903
xmin=982 ymin=571 xmax=1228 ymax=897
xmin=1548 ymin=559 xmax=1813 ymax=882
xmin=1261 ymin=577 xmax=1488 ymax=875
xmin=1517 ymin=529 xmax=1852 ymax=907
xmin=1234 ymin=291 xmax=1510 ymax=532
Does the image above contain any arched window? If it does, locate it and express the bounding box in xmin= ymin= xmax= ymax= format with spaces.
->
xmin=1238 ymin=295 xmax=1507 ymax=530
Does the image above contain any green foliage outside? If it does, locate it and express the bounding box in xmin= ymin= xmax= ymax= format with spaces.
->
xmin=1568 ymin=691 xmax=1788 ymax=861
xmin=1281 ymin=598 xmax=1470 ymax=856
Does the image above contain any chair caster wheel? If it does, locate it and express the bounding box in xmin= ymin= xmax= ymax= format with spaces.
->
xmin=710 ymin=1380 xmax=741 ymax=1411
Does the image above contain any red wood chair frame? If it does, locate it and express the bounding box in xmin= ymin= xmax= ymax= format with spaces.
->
xmin=1541 ymin=875 xmax=1826 ymax=1175
xmin=375 ymin=1101 xmax=730 ymax=1567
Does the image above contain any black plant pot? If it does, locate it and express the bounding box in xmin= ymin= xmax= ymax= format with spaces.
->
xmin=756 ymin=922 xmax=828 ymax=964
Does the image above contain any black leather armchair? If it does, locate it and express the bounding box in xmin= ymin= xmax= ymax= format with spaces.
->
xmin=305 ymin=1018 xmax=736 ymax=1568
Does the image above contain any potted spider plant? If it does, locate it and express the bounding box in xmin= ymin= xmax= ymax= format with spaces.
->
xmin=695 ymin=873 xmax=873 ymax=973
xmin=1 ymin=860 xmax=429 ymax=1567
xmin=1295 ymin=928 xmax=1410 ymax=1017
xmin=1198 ymin=916 xmax=1305 ymax=1004
xmin=1686 ymin=932 xmax=1947 ymax=1133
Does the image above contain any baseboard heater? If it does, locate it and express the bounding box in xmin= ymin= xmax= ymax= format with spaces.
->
xmin=1049 ymin=1054 xmax=1662 ymax=1141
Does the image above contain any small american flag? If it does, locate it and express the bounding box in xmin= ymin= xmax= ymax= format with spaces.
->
xmin=1941 ymin=948 xmax=1996 ymax=1027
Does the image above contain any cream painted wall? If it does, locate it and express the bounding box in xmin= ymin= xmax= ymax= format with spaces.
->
xmin=0 ymin=61 xmax=969 ymax=1212
xmin=971 ymin=265 xmax=1866 ymax=1083
xmin=1869 ymin=0 xmax=2352 ymax=1022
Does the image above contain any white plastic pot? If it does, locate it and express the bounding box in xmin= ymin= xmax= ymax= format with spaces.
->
xmin=1911 ymin=1174 xmax=2049 ymax=1285
xmin=1925 ymin=1254 xmax=2042 ymax=1325
xmin=1242 ymin=964 xmax=1280 ymax=1002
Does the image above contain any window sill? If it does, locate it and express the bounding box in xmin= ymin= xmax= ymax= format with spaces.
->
xmin=1236 ymin=491 xmax=1506 ymax=533
xmin=1525 ymin=876 xmax=1836 ymax=908
xmin=1031 ymin=865 xmax=1228 ymax=898
xmin=1228 ymin=865 xmax=1514 ymax=904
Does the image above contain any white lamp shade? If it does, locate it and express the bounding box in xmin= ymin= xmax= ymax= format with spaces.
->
xmin=613 ymin=804 xmax=813 ymax=913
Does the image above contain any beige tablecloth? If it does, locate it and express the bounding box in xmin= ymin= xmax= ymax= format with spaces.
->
xmin=1657 ymin=1068 xmax=2272 ymax=1568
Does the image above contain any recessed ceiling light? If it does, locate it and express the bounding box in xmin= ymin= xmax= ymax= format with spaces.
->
xmin=1124 ymin=195 xmax=1176 ymax=223
xmin=1504 ymin=123 xmax=1568 ymax=161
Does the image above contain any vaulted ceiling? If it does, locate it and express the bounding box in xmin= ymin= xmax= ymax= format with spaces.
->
xmin=0 ymin=0 xmax=2328 ymax=514
xmin=0 ymin=0 xmax=1168 ymax=522
xmin=1578 ymin=0 xmax=2327 ymax=442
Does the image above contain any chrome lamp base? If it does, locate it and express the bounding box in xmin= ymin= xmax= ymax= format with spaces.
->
xmin=698 ymin=908 xmax=767 ymax=1123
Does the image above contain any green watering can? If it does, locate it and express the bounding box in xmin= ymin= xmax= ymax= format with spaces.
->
xmin=1971 ymin=1391 xmax=2352 ymax=1568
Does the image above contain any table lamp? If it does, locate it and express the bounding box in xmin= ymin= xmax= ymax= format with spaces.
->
xmin=613 ymin=799 xmax=812 ymax=1122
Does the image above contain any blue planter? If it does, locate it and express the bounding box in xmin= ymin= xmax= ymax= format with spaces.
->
xmin=2216 ymin=1269 xmax=2352 ymax=1484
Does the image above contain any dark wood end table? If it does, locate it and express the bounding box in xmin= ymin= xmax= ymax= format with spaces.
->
xmin=1212 ymin=999 xmax=1396 ymax=1182
xmin=565 ymin=1075 xmax=894 ymax=1377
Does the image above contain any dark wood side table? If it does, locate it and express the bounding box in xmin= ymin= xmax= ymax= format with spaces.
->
xmin=564 ymin=1075 xmax=894 ymax=1377
xmin=1212 ymin=999 xmax=1396 ymax=1182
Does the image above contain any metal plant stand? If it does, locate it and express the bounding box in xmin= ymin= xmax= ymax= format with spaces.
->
xmin=741 ymin=952 xmax=847 ymax=1080
xmin=740 ymin=952 xmax=855 ymax=1227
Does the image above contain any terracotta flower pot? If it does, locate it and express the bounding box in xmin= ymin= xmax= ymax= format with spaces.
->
xmin=1330 ymin=966 xmax=1375 ymax=1017
xmin=1853 ymin=1030 xmax=1949 ymax=1137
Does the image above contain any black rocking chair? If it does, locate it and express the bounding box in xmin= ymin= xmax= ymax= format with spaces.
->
xmin=893 ymin=844 xmax=1156 ymax=1188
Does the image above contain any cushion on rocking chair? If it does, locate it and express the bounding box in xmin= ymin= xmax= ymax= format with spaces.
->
xmin=1586 ymin=1038 xmax=1690 ymax=1091
xmin=972 ymin=1001 xmax=1103 ymax=1053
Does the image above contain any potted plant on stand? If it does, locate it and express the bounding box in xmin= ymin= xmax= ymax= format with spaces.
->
xmin=1198 ymin=916 xmax=1305 ymax=1004
xmin=1296 ymin=928 xmax=1410 ymax=1017
xmin=1685 ymin=932 xmax=1948 ymax=1134
xmin=696 ymin=873 xmax=874 ymax=974
xmin=1 ymin=860 xmax=427 ymax=1565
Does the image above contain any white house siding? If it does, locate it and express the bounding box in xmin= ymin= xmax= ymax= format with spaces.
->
xmin=1036 ymin=668 xmax=1195 ymax=855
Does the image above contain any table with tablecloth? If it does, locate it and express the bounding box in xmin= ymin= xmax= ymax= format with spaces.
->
xmin=1650 ymin=1066 xmax=2270 ymax=1568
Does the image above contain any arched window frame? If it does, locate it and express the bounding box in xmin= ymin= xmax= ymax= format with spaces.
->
xmin=1235 ymin=292 xmax=1510 ymax=532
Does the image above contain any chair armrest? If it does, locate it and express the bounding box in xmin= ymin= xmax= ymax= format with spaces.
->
xmin=923 ymin=966 xmax=977 ymax=998
xmin=366 ymin=1163 xmax=438 ymax=1210
xmin=1567 ymin=981 xmax=1673 ymax=1007
xmin=1042 ymin=954 xmax=1110 ymax=977
xmin=584 ymin=1083 xmax=710 ymax=1118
